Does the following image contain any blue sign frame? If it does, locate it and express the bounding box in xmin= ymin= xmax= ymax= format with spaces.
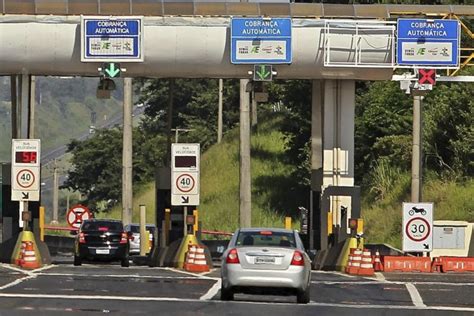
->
xmin=81 ymin=16 xmax=143 ymax=62
xmin=231 ymin=18 xmax=292 ymax=64
xmin=397 ymin=19 xmax=459 ymax=67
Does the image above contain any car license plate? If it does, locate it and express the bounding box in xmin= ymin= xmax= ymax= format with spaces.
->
xmin=96 ymin=248 xmax=110 ymax=255
xmin=255 ymin=256 xmax=275 ymax=264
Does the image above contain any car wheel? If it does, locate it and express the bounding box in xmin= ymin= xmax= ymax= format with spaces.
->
xmin=121 ymin=256 xmax=130 ymax=267
xmin=73 ymin=255 xmax=82 ymax=266
xmin=296 ymin=287 xmax=310 ymax=304
xmin=220 ymin=286 xmax=234 ymax=301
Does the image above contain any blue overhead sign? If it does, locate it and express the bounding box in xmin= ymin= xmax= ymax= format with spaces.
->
xmin=231 ymin=18 xmax=292 ymax=64
xmin=81 ymin=16 xmax=143 ymax=62
xmin=397 ymin=19 xmax=459 ymax=67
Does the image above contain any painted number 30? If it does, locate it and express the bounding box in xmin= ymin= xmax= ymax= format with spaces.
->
xmin=410 ymin=224 xmax=426 ymax=234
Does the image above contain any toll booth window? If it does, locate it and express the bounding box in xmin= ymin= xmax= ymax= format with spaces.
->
xmin=175 ymin=156 xmax=196 ymax=168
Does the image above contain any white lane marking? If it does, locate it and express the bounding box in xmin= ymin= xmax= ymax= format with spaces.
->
xmin=374 ymin=272 xmax=386 ymax=282
xmin=0 ymin=293 xmax=473 ymax=312
xmin=200 ymin=279 xmax=221 ymax=301
xmin=312 ymin=271 xmax=356 ymax=278
xmin=0 ymin=264 xmax=31 ymax=275
xmin=30 ymin=265 xmax=55 ymax=274
xmin=167 ymin=268 xmax=218 ymax=280
xmin=0 ymin=275 xmax=36 ymax=291
xmin=311 ymin=280 xmax=474 ymax=286
xmin=34 ymin=272 xmax=211 ymax=280
xmin=406 ymin=283 xmax=426 ymax=307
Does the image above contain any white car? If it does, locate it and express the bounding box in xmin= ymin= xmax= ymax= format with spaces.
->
xmin=124 ymin=224 xmax=156 ymax=256
xmin=221 ymin=228 xmax=312 ymax=304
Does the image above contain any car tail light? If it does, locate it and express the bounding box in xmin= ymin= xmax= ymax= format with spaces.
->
xmin=291 ymin=250 xmax=304 ymax=266
xmin=226 ymin=248 xmax=240 ymax=264
xmin=79 ymin=232 xmax=86 ymax=244
xmin=120 ymin=232 xmax=128 ymax=244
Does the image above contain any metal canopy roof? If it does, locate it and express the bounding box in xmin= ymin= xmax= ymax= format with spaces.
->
xmin=1 ymin=1 xmax=473 ymax=18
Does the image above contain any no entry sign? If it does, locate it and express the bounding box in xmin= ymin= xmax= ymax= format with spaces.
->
xmin=67 ymin=204 xmax=92 ymax=229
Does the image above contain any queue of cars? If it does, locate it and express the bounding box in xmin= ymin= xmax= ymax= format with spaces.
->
xmin=73 ymin=221 xmax=311 ymax=304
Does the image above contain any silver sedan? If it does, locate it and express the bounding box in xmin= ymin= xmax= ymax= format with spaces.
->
xmin=220 ymin=228 xmax=312 ymax=303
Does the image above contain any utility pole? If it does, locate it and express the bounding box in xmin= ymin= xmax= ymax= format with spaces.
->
xmin=411 ymin=92 xmax=424 ymax=203
xmin=122 ymin=78 xmax=133 ymax=226
xmin=251 ymin=90 xmax=257 ymax=127
xmin=51 ymin=159 xmax=59 ymax=224
xmin=218 ymin=79 xmax=223 ymax=143
xmin=239 ymin=79 xmax=251 ymax=228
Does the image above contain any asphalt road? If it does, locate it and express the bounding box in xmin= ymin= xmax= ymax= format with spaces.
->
xmin=0 ymin=262 xmax=473 ymax=316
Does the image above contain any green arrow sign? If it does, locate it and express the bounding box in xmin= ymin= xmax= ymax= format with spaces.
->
xmin=253 ymin=65 xmax=273 ymax=81
xmin=103 ymin=63 xmax=121 ymax=78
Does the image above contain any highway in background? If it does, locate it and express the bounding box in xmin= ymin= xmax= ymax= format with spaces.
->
xmin=0 ymin=263 xmax=473 ymax=315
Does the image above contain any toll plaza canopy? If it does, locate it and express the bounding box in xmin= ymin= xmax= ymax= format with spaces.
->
xmin=1 ymin=1 xmax=473 ymax=18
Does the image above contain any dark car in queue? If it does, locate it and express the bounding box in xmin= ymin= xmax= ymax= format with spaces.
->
xmin=74 ymin=219 xmax=130 ymax=267
xmin=221 ymin=228 xmax=312 ymax=304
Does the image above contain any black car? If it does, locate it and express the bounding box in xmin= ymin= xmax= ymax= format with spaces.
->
xmin=74 ymin=219 xmax=130 ymax=267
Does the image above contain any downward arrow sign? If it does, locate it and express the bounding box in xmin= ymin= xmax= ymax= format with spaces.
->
xmin=105 ymin=63 xmax=120 ymax=78
xmin=256 ymin=65 xmax=271 ymax=80
xmin=423 ymin=244 xmax=429 ymax=249
xmin=22 ymin=192 xmax=29 ymax=199
xmin=181 ymin=196 xmax=189 ymax=204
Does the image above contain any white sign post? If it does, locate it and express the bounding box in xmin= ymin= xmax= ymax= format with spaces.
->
xmin=171 ymin=143 xmax=200 ymax=206
xmin=402 ymin=202 xmax=434 ymax=252
xmin=11 ymin=139 xmax=41 ymax=201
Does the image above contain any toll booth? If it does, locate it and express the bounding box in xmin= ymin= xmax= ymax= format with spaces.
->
xmin=310 ymin=186 xmax=361 ymax=270
xmin=0 ymin=163 xmax=40 ymax=263
xmin=152 ymin=167 xmax=198 ymax=267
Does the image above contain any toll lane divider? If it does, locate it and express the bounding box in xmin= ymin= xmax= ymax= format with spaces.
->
xmin=383 ymin=256 xmax=432 ymax=273
xmin=381 ymin=256 xmax=474 ymax=273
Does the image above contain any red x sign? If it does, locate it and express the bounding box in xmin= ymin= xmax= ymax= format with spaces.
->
xmin=418 ymin=69 xmax=436 ymax=85
xmin=67 ymin=204 xmax=91 ymax=228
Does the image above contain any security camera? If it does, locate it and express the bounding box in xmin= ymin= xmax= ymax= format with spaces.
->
xmin=356 ymin=233 xmax=364 ymax=239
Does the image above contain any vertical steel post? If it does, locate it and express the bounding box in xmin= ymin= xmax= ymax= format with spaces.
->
xmin=10 ymin=75 xmax=18 ymax=138
xmin=411 ymin=94 xmax=423 ymax=203
xmin=52 ymin=160 xmax=59 ymax=224
xmin=218 ymin=79 xmax=223 ymax=143
xmin=139 ymin=205 xmax=147 ymax=256
xmin=239 ymin=79 xmax=251 ymax=228
xmin=122 ymin=78 xmax=133 ymax=226
xmin=29 ymin=76 xmax=36 ymax=138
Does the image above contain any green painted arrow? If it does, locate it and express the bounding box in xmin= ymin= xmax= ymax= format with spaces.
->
xmin=105 ymin=63 xmax=120 ymax=78
xmin=256 ymin=65 xmax=271 ymax=81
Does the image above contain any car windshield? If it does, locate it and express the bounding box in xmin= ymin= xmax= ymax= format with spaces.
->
xmin=235 ymin=230 xmax=296 ymax=248
xmin=82 ymin=221 xmax=123 ymax=232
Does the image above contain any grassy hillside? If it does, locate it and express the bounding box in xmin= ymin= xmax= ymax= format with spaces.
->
xmin=104 ymin=111 xmax=473 ymax=245
xmin=364 ymin=178 xmax=474 ymax=249
xmin=0 ymin=77 xmax=123 ymax=162
xmin=105 ymin=112 xmax=306 ymax=230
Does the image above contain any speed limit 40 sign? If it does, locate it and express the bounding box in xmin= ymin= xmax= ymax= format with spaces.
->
xmin=402 ymin=202 xmax=433 ymax=252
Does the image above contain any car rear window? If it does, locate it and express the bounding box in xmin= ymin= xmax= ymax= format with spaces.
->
xmin=128 ymin=225 xmax=156 ymax=233
xmin=82 ymin=221 xmax=123 ymax=232
xmin=235 ymin=231 xmax=296 ymax=248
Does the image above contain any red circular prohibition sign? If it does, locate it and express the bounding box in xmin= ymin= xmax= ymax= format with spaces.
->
xmin=176 ymin=173 xmax=195 ymax=193
xmin=405 ymin=217 xmax=431 ymax=242
xmin=16 ymin=169 xmax=35 ymax=189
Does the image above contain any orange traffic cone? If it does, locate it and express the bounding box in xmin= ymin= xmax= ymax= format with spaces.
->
xmin=15 ymin=241 xmax=27 ymax=266
xmin=184 ymin=244 xmax=210 ymax=273
xmin=20 ymin=241 xmax=41 ymax=270
xmin=346 ymin=248 xmax=362 ymax=275
xmin=373 ymin=250 xmax=383 ymax=272
xmin=358 ymin=249 xmax=375 ymax=276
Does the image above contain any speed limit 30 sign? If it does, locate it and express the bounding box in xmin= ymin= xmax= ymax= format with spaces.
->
xmin=402 ymin=202 xmax=433 ymax=252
